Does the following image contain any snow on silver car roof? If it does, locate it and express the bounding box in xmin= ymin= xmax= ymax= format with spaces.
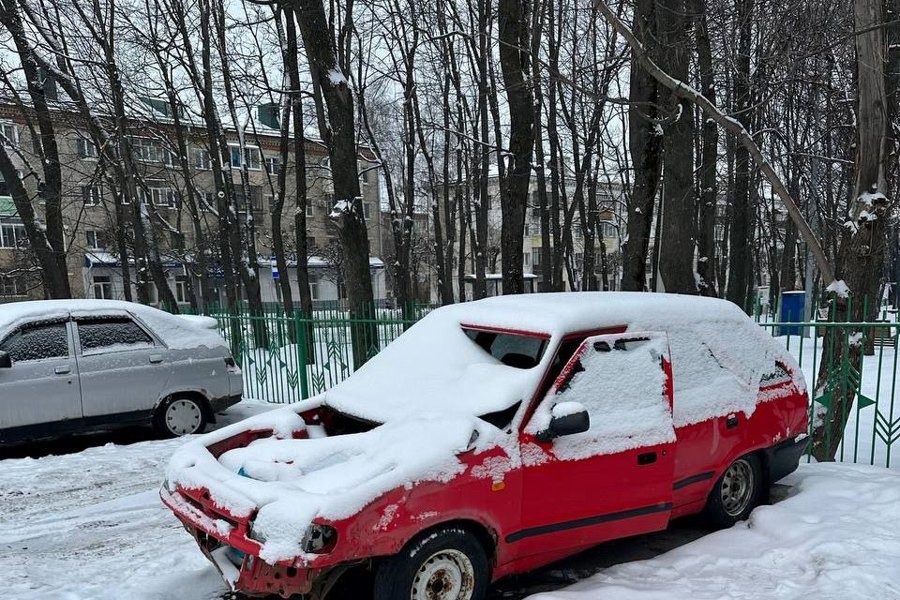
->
xmin=0 ymin=299 xmax=226 ymax=350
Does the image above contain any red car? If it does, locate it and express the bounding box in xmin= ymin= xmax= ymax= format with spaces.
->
xmin=161 ymin=293 xmax=809 ymax=600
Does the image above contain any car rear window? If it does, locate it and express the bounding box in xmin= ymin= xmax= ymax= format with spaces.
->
xmin=77 ymin=317 xmax=154 ymax=354
xmin=463 ymin=327 xmax=547 ymax=369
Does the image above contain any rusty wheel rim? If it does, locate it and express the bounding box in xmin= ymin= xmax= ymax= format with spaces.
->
xmin=410 ymin=548 xmax=475 ymax=600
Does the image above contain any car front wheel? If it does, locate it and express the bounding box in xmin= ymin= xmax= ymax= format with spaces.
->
xmin=154 ymin=396 xmax=208 ymax=437
xmin=373 ymin=528 xmax=489 ymax=600
xmin=704 ymin=454 xmax=763 ymax=528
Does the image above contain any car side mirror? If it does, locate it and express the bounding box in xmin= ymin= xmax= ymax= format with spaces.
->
xmin=537 ymin=402 xmax=590 ymax=442
xmin=0 ymin=351 xmax=11 ymax=369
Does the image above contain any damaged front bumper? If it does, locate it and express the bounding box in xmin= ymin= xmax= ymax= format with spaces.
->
xmin=161 ymin=486 xmax=334 ymax=598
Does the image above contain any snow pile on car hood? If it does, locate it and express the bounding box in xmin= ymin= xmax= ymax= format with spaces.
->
xmin=165 ymin=403 xmax=492 ymax=563
xmin=0 ymin=299 xmax=225 ymax=350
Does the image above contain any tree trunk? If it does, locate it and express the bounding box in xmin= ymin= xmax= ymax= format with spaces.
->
xmin=812 ymin=0 xmax=894 ymax=461
xmin=292 ymin=0 xmax=376 ymax=368
xmin=498 ymin=0 xmax=536 ymax=295
xmin=725 ymin=0 xmax=755 ymax=311
xmin=693 ymin=0 xmax=718 ymax=297
xmin=0 ymin=0 xmax=70 ymax=298
xmin=284 ymin=13 xmax=314 ymax=330
xmin=656 ymin=0 xmax=697 ymax=295
xmin=620 ymin=0 xmax=663 ymax=292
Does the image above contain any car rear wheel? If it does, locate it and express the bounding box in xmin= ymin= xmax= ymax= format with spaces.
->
xmin=154 ymin=396 xmax=208 ymax=437
xmin=704 ymin=454 xmax=763 ymax=528
xmin=373 ymin=528 xmax=489 ymax=600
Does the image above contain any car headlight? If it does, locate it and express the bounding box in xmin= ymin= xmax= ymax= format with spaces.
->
xmin=302 ymin=523 xmax=337 ymax=554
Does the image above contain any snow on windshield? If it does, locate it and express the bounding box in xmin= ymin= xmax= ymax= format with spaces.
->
xmin=324 ymin=309 xmax=551 ymax=423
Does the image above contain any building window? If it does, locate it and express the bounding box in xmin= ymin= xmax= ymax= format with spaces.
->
xmin=134 ymin=138 xmax=174 ymax=165
xmin=600 ymin=221 xmax=617 ymax=238
xmin=147 ymin=184 xmax=176 ymax=208
xmin=310 ymin=281 xmax=319 ymax=300
xmin=0 ymin=122 xmax=19 ymax=148
xmin=306 ymin=203 xmax=314 ymax=218
xmin=82 ymin=185 xmax=101 ymax=206
xmin=523 ymin=252 xmax=530 ymax=267
xmin=266 ymin=194 xmax=276 ymax=212
xmin=363 ymin=202 xmax=372 ymax=221
xmin=193 ymin=148 xmax=211 ymax=170
xmin=76 ymin=136 xmax=98 ymax=159
xmin=532 ymin=248 xmax=542 ymax=267
xmin=229 ymin=144 xmax=261 ymax=171
xmin=175 ymin=277 xmax=189 ymax=304
xmin=306 ymin=236 xmax=316 ymax=249
xmin=85 ymin=230 xmax=106 ymax=250
xmin=0 ymin=222 xmax=26 ymax=248
xmin=0 ymin=275 xmax=26 ymax=297
xmin=92 ymin=275 xmax=113 ymax=299
xmin=265 ymin=157 xmax=281 ymax=175
xmin=235 ymin=187 xmax=262 ymax=213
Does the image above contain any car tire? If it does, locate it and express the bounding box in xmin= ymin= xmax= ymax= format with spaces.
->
xmin=373 ymin=527 xmax=490 ymax=600
xmin=153 ymin=396 xmax=208 ymax=438
xmin=704 ymin=454 xmax=764 ymax=528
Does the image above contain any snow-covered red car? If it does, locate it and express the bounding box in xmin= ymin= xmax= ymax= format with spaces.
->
xmin=161 ymin=293 xmax=809 ymax=600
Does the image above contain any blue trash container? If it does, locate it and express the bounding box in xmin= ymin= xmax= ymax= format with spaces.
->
xmin=779 ymin=291 xmax=806 ymax=336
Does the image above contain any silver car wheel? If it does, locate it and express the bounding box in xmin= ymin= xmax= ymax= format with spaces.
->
xmin=721 ymin=458 xmax=755 ymax=517
xmin=165 ymin=398 xmax=203 ymax=436
xmin=410 ymin=549 xmax=475 ymax=600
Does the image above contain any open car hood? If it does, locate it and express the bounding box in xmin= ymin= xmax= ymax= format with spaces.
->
xmin=165 ymin=404 xmax=492 ymax=563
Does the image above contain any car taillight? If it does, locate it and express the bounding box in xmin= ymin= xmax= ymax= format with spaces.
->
xmin=225 ymin=356 xmax=241 ymax=374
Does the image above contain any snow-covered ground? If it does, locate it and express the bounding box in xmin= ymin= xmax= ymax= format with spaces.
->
xmin=0 ymin=401 xmax=278 ymax=600
xmin=2 ymin=420 xmax=899 ymax=600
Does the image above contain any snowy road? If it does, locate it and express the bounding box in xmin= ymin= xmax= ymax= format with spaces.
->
xmin=2 ymin=417 xmax=899 ymax=599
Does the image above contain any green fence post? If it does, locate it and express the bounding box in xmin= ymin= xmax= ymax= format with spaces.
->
xmin=296 ymin=311 xmax=310 ymax=400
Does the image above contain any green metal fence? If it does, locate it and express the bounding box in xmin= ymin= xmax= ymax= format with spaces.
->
xmin=206 ymin=306 xmax=425 ymax=405
xmin=201 ymin=301 xmax=900 ymax=469
xmin=758 ymin=318 xmax=900 ymax=469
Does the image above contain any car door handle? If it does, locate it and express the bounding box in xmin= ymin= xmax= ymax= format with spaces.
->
xmin=149 ymin=355 xmax=164 ymax=364
xmin=54 ymin=366 xmax=71 ymax=375
xmin=637 ymin=451 xmax=657 ymax=465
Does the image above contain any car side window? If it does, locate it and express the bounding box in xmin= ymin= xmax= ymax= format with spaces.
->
xmin=77 ymin=317 xmax=154 ymax=354
xmin=0 ymin=322 xmax=69 ymax=363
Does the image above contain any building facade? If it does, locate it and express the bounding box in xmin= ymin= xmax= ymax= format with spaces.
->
xmin=0 ymin=103 xmax=387 ymax=309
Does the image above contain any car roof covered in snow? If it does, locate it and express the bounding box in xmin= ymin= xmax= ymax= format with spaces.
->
xmin=325 ymin=292 xmax=795 ymax=426
xmin=0 ymin=299 xmax=226 ymax=350
xmin=429 ymin=292 xmax=751 ymax=335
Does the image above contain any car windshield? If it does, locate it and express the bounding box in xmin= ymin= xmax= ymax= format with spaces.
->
xmin=463 ymin=328 xmax=547 ymax=369
xmin=324 ymin=312 xmax=551 ymax=424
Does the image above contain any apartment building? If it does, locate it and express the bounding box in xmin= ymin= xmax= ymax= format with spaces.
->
xmin=0 ymin=103 xmax=387 ymax=308
xmin=439 ymin=173 xmax=627 ymax=297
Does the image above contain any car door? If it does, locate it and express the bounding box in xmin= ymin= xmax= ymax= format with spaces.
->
xmin=0 ymin=319 xmax=82 ymax=433
xmin=512 ymin=332 xmax=676 ymax=560
xmin=74 ymin=313 xmax=168 ymax=421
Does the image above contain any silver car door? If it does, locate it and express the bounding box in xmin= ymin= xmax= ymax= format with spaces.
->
xmin=74 ymin=314 xmax=168 ymax=420
xmin=0 ymin=318 xmax=82 ymax=431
